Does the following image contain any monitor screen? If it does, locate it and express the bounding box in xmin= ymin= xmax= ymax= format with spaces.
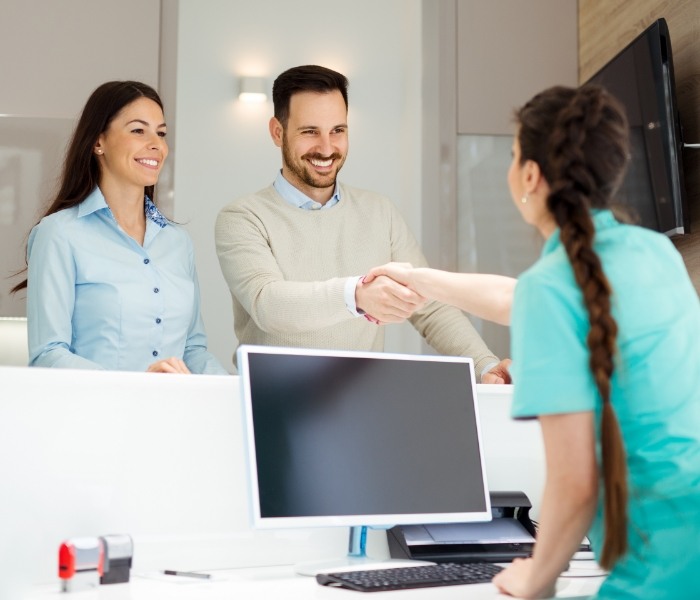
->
xmin=237 ymin=346 xmax=491 ymax=530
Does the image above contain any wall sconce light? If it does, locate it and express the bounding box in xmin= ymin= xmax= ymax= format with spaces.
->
xmin=238 ymin=76 xmax=267 ymax=103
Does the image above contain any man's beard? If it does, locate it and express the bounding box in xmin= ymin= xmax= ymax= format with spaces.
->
xmin=281 ymin=137 xmax=345 ymax=190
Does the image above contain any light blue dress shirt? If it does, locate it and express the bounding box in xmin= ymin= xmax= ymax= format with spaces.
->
xmin=27 ymin=187 xmax=227 ymax=374
xmin=272 ymin=171 xmax=363 ymax=316
xmin=510 ymin=210 xmax=700 ymax=598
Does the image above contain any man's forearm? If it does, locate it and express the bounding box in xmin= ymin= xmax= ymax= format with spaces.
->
xmin=408 ymin=301 xmax=499 ymax=380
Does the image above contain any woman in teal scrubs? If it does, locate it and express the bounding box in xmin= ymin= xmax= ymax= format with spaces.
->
xmin=365 ymin=85 xmax=700 ymax=598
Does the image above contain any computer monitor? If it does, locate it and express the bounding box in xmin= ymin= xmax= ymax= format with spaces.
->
xmin=237 ymin=345 xmax=492 ymax=573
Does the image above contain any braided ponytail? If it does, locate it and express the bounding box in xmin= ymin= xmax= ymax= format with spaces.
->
xmin=516 ymin=85 xmax=630 ymax=569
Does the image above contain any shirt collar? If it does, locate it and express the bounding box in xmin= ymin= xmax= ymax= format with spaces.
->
xmin=145 ymin=197 xmax=168 ymax=228
xmin=77 ymin=186 xmax=168 ymax=228
xmin=273 ymin=170 xmax=341 ymax=210
xmin=541 ymin=209 xmax=618 ymax=257
xmin=78 ymin=186 xmax=109 ymax=218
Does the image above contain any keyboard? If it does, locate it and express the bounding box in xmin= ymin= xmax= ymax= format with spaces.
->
xmin=316 ymin=562 xmax=504 ymax=592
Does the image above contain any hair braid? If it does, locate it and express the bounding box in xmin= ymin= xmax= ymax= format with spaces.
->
xmin=546 ymin=87 xmax=628 ymax=569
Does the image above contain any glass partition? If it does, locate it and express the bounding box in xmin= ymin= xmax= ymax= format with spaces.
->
xmin=0 ymin=116 xmax=74 ymax=317
xmin=456 ymin=134 xmax=542 ymax=359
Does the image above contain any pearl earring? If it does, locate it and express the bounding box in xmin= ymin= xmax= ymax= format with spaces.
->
xmin=96 ymin=149 xmax=103 ymax=155
xmin=520 ymin=193 xmax=528 ymax=204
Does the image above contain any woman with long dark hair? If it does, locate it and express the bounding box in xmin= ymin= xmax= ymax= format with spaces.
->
xmin=13 ymin=81 xmax=226 ymax=374
xmin=366 ymin=85 xmax=700 ymax=598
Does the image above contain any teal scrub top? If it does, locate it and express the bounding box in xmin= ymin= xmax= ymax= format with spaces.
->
xmin=510 ymin=210 xmax=700 ymax=599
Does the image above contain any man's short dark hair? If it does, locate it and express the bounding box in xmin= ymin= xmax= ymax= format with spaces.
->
xmin=272 ymin=65 xmax=349 ymax=127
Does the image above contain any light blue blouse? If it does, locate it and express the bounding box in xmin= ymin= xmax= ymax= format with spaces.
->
xmin=510 ymin=210 xmax=700 ymax=598
xmin=27 ymin=187 xmax=227 ymax=374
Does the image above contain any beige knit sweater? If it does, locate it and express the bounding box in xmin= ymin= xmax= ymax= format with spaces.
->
xmin=215 ymin=183 xmax=499 ymax=379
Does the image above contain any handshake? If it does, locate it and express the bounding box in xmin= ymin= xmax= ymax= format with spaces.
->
xmin=355 ymin=262 xmax=516 ymax=385
xmin=355 ymin=262 xmax=427 ymax=326
xmin=356 ymin=262 xmax=515 ymax=327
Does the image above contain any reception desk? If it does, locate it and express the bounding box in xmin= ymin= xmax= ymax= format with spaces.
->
xmin=0 ymin=366 xmax=598 ymax=598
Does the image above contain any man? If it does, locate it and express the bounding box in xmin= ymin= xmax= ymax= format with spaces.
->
xmin=215 ymin=65 xmax=510 ymax=383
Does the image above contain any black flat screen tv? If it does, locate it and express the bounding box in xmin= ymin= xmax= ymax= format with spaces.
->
xmin=587 ymin=18 xmax=689 ymax=236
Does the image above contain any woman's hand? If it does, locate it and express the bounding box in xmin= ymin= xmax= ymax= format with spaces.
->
xmin=363 ymin=262 xmax=416 ymax=288
xmin=147 ymin=357 xmax=191 ymax=374
xmin=492 ymin=558 xmax=555 ymax=599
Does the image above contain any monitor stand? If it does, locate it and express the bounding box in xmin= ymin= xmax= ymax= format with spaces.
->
xmin=294 ymin=526 xmax=432 ymax=576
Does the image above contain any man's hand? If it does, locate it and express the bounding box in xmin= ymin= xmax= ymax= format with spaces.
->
xmin=481 ymin=358 xmax=512 ymax=384
xmin=147 ymin=357 xmax=192 ymax=374
xmin=356 ymin=274 xmax=426 ymax=324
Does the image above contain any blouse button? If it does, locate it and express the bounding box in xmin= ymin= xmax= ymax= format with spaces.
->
xmin=155 ymin=318 xmax=162 ymax=324
xmin=153 ymin=287 xmax=159 ymax=293
xmin=152 ymin=350 xmax=159 ymax=357
xmin=143 ymin=258 xmax=150 ymax=265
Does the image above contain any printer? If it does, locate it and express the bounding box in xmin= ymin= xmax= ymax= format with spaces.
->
xmin=388 ymin=491 xmax=536 ymax=563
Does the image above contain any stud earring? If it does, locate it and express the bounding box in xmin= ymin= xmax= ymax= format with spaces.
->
xmin=96 ymin=149 xmax=103 ymax=155
xmin=520 ymin=193 xmax=528 ymax=204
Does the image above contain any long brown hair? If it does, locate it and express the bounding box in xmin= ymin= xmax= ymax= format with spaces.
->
xmin=11 ymin=80 xmax=164 ymax=293
xmin=516 ymin=85 xmax=630 ymax=569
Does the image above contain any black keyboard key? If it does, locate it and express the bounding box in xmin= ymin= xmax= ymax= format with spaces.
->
xmin=316 ymin=562 xmax=504 ymax=592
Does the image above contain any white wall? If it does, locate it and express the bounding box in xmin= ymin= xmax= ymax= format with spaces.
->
xmin=0 ymin=0 xmax=160 ymax=119
xmin=171 ymin=0 xmax=424 ymax=371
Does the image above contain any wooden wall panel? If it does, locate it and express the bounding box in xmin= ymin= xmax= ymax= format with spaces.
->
xmin=579 ymin=0 xmax=700 ymax=292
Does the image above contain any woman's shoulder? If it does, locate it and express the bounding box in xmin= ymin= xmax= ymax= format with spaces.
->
xmin=31 ymin=206 xmax=81 ymax=239
xmin=615 ymin=219 xmax=677 ymax=250
xmin=598 ymin=219 xmax=685 ymax=275
xmin=519 ymin=247 xmax=572 ymax=288
xmin=39 ymin=205 xmax=81 ymax=225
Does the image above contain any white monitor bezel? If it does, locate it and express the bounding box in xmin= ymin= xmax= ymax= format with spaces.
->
xmin=237 ymin=345 xmax=492 ymax=529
